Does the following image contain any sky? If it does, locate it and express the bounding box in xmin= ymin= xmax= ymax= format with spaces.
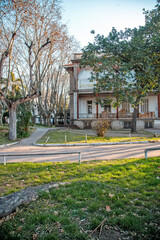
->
xmin=61 ymin=0 xmax=157 ymax=48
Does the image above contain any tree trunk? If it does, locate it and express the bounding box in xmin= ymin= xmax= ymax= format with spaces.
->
xmin=0 ymin=103 xmax=3 ymax=125
xmin=47 ymin=116 xmax=51 ymax=127
xmin=43 ymin=116 xmax=47 ymax=126
xmin=131 ymin=107 xmax=138 ymax=133
xmin=64 ymin=111 xmax=67 ymax=125
xmin=9 ymin=107 xmax=17 ymax=140
xmin=55 ymin=115 xmax=58 ymax=126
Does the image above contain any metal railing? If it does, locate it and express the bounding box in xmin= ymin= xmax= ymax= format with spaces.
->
xmin=0 ymin=152 xmax=82 ymax=165
xmin=145 ymin=147 xmax=160 ymax=159
xmin=78 ymin=113 xmax=133 ymax=119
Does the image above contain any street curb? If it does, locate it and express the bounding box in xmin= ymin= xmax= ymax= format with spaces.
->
xmin=0 ymin=141 xmax=19 ymax=148
xmin=33 ymin=141 xmax=151 ymax=147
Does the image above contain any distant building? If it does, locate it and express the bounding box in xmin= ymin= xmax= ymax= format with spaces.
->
xmin=64 ymin=53 xmax=160 ymax=130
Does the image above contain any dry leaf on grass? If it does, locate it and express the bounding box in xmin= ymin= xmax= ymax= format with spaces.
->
xmin=109 ymin=193 xmax=114 ymax=198
xmin=32 ymin=233 xmax=38 ymax=240
xmin=106 ymin=205 xmax=111 ymax=212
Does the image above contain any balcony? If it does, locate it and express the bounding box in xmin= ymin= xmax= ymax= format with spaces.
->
xmin=78 ymin=111 xmax=156 ymax=119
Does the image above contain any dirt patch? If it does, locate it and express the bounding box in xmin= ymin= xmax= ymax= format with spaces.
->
xmin=91 ymin=225 xmax=133 ymax=240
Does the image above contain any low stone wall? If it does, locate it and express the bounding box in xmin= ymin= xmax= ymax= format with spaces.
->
xmin=0 ymin=182 xmax=70 ymax=218
xmin=153 ymin=120 xmax=160 ymax=129
xmin=73 ymin=119 xmax=160 ymax=130
xmin=136 ymin=119 xmax=145 ymax=130
xmin=74 ymin=120 xmax=85 ymax=129
xmin=111 ymin=120 xmax=124 ymax=130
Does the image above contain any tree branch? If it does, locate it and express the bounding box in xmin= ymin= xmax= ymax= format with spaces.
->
xmin=31 ymin=39 xmax=51 ymax=68
xmin=0 ymin=90 xmax=12 ymax=108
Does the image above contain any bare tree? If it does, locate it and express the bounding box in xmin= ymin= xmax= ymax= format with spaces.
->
xmin=0 ymin=0 xmax=80 ymax=139
xmin=0 ymin=0 xmax=59 ymax=139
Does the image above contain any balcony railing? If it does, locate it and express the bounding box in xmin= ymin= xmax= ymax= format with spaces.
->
xmin=78 ymin=113 xmax=117 ymax=119
xmin=79 ymin=113 xmax=132 ymax=119
xmin=78 ymin=111 xmax=156 ymax=119
xmin=79 ymin=113 xmax=97 ymax=119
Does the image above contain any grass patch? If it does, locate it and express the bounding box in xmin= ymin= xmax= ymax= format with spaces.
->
xmin=0 ymin=157 xmax=160 ymax=239
xmin=0 ymin=125 xmax=35 ymax=145
xmin=37 ymin=129 xmax=160 ymax=144
xmin=0 ymin=125 xmax=13 ymax=145
xmin=33 ymin=123 xmax=55 ymax=128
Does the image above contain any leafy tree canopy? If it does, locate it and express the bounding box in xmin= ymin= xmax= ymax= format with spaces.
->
xmin=80 ymin=1 xmax=160 ymax=132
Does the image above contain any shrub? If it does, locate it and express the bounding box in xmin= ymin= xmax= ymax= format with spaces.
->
xmin=95 ymin=120 xmax=109 ymax=137
xmin=17 ymin=103 xmax=32 ymax=138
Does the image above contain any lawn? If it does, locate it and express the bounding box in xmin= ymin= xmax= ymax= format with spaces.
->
xmin=0 ymin=125 xmax=14 ymax=145
xmin=0 ymin=157 xmax=160 ymax=239
xmin=37 ymin=129 xmax=160 ymax=144
xmin=0 ymin=125 xmax=35 ymax=145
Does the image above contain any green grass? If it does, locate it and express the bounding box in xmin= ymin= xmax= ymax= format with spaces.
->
xmin=0 ymin=125 xmax=35 ymax=145
xmin=0 ymin=125 xmax=14 ymax=145
xmin=33 ymin=123 xmax=55 ymax=128
xmin=37 ymin=130 xmax=160 ymax=144
xmin=0 ymin=157 xmax=160 ymax=239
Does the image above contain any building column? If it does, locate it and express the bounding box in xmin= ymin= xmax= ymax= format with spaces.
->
xmin=116 ymin=106 xmax=119 ymax=119
xmin=158 ymin=93 xmax=160 ymax=118
xmin=96 ymin=93 xmax=99 ymax=118
xmin=73 ymin=92 xmax=77 ymax=119
xmin=77 ymin=93 xmax=79 ymax=119
xmin=137 ymin=105 xmax=139 ymax=118
xmin=96 ymin=103 xmax=98 ymax=118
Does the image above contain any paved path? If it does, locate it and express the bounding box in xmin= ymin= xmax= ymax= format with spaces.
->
xmin=0 ymin=128 xmax=160 ymax=164
xmin=18 ymin=127 xmax=53 ymax=146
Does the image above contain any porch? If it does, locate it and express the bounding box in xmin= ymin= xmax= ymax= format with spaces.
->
xmin=78 ymin=111 xmax=156 ymax=119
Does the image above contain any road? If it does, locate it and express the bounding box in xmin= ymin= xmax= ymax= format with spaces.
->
xmin=0 ymin=142 xmax=160 ymax=164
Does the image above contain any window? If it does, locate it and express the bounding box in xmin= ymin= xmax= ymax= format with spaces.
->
xmin=145 ymin=121 xmax=153 ymax=128
xmin=141 ymin=99 xmax=149 ymax=113
xmin=122 ymin=100 xmax=130 ymax=113
xmin=87 ymin=101 xmax=92 ymax=114
xmin=78 ymin=70 xmax=95 ymax=89
xmin=124 ymin=121 xmax=131 ymax=129
xmin=104 ymin=104 xmax=111 ymax=112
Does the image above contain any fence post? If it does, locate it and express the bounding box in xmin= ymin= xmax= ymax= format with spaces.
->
xmin=86 ymin=134 xmax=87 ymax=143
xmin=4 ymin=156 xmax=6 ymax=165
xmin=65 ymin=135 xmax=67 ymax=143
xmin=79 ymin=152 xmax=81 ymax=164
xmin=145 ymin=150 xmax=147 ymax=159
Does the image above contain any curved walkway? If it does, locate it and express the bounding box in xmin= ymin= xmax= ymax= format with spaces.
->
xmin=18 ymin=127 xmax=53 ymax=146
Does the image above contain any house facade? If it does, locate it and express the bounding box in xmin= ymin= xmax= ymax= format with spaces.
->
xmin=64 ymin=53 xmax=160 ymax=130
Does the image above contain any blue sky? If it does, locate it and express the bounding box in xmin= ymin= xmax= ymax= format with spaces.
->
xmin=62 ymin=0 xmax=157 ymax=48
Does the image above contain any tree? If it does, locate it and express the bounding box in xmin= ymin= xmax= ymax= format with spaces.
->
xmin=143 ymin=0 xmax=160 ymax=84
xmin=81 ymin=1 xmax=160 ymax=132
xmin=0 ymin=0 xmax=74 ymax=139
xmin=0 ymin=0 xmax=39 ymax=139
xmin=0 ymin=37 xmax=50 ymax=140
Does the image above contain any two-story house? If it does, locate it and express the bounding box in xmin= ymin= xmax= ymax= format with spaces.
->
xmin=64 ymin=53 xmax=160 ymax=130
